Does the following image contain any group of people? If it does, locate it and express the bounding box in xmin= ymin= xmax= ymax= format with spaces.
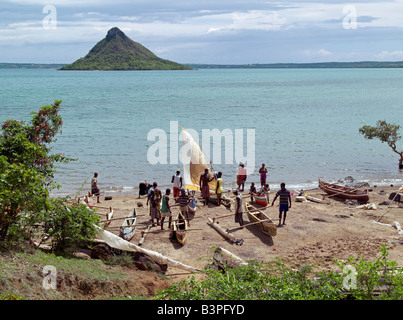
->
xmin=93 ymin=161 xmax=292 ymax=233
xmin=145 ymin=172 xmax=193 ymax=230
xmin=198 ymin=163 xmax=292 ymax=227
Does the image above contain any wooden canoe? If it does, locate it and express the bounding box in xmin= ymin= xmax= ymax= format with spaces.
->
xmin=119 ymin=209 xmax=137 ymax=241
xmin=245 ymin=204 xmax=277 ymax=236
xmin=170 ymin=211 xmax=188 ymax=246
xmin=254 ymin=194 xmax=269 ymax=207
xmin=318 ymin=179 xmax=369 ymax=202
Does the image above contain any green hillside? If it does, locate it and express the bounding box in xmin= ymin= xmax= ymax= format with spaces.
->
xmin=60 ymin=27 xmax=191 ymax=71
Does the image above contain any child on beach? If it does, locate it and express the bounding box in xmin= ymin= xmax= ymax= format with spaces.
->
xmin=160 ymin=189 xmax=172 ymax=230
xmin=271 ymin=183 xmax=291 ymax=227
xmin=249 ymin=182 xmax=256 ymax=202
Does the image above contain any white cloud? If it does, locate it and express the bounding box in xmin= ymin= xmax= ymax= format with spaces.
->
xmin=303 ymin=48 xmax=332 ymax=58
xmin=375 ymin=50 xmax=403 ymax=60
xmin=2 ymin=1 xmax=403 ymax=63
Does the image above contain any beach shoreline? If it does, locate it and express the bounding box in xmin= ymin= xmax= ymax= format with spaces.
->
xmin=53 ymin=175 xmax=403 ymax=199
xmin=78 ymin=180 xmax=403 ymax=281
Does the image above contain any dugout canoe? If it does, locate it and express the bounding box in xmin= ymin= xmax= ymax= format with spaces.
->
xmin=245 ymin=203 xmax=277 ymax=237
xmin=170 ymin=211 xmax=188 ymax=246
xmin=318 ymin=179 xmax=369 ymax=202
xmin=119 ymin=209 xmax=137 ymax=241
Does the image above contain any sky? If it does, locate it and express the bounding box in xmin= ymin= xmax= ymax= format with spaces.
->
xmin=1 ymin=0 xmax=403 ymax=64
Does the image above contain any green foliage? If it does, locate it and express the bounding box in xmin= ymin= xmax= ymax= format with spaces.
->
xmin=334 ymin=244 xmax=403 ymax=300
xmin=0 ymin=293 xmax=25 ymax=300
xmin=155 ymin=246 xmax=403 ymax=300
xmin=0 ymin=100 xmax=75 ymax=241
xmin=15 ymin=198 xmax=101 ymax=252
xmin=359 ymin=120 xmax=403 ymax=168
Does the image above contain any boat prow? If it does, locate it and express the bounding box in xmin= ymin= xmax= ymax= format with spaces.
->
xmin=170 ymin=211 xmax=188 ymax=246
xmin=119 ymin=208 xmax=137 ymax=241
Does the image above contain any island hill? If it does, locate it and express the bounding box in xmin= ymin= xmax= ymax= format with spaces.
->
xmin=60 ymin=27 xmax=191 ymax=71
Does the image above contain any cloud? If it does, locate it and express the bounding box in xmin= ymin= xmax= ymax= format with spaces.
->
xmin=303 ymin=48 xmax=333 ymax=58
xmin=2 ymin=1 xmax=403 ymax=63
xmin=375 ymin=50 xmax=403 ymax=60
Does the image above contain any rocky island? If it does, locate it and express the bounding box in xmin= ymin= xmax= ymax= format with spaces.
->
xmin=60 ymin=27 xmax=192 ymax=71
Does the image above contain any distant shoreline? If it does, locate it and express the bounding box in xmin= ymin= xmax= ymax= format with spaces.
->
xmin=2 ymin=61 xmax=403 ymax=70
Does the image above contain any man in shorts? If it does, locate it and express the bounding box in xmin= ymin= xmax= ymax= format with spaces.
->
xmin=271 ymin=183 xmax=291 ymax=227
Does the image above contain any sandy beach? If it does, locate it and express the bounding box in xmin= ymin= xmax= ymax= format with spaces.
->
xmin=89 ymin=183 xmax=403 ymax=280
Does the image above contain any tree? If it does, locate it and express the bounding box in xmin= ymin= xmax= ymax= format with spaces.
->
xmin=0 ymin=100 xmax=72 ymax=241
xmin=359 ymin=120 xmax=403 ymax=169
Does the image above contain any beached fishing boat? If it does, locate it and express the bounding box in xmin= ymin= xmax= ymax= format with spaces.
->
xmin=245 ymin=204 xmax=277 ymax=237
xmin=119 ymin=209 xmax=137 ymax=241
xmin=318 ymin=179 xmax=369 ymax=202
xmin=254 ymin=194 xmax=269 ymax=207
xmin=188 ymin=198 xmax=197 ymax=214
xmin=170 ymin=211 xmax=188 ymax=245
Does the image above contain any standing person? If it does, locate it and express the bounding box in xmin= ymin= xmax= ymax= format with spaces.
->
xmin=233 ymin=189 xmax=244 ymax=227
xmin=171 ymin=170 xmax=183 ymax=200
xmin=199 ymin=168 xmax=214 ymax=206
xmin=271 ymin=183 xmax=292 ymax=227
xmin=178 ymin=188 xmax=191 ymax=226
xmin=236 ymin=163 xmax=247 ymax=192
xmin=215 ymin=172 xmax=224 ymax=205
xmin=259 ymin=164 xmax=268 ymax=188
xmin=148 ymin=190 xmax=160 ymax=227
xmin=154 ymin=183 xmax=162 ymax=222
xmin=160 ymin=189 xmax=172 ymax=230
xmin=91 ymin=173 xmax=101 ymax=203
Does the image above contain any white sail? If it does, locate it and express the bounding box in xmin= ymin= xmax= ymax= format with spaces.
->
xmin=181 ymin=127 xmax=216 ymax=192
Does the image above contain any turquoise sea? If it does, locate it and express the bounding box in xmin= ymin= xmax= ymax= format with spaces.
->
xmin=0 ymin=68 xmax=402 ymax=196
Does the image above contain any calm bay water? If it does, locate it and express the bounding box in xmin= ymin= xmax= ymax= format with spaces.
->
xmin=0 ymin=68 xmax=402 ymax=196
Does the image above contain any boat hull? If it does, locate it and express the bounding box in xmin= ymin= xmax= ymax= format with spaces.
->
xmin=246 ymin=204 xmax=277 ymax=236
xmin=254 ymin=195 xmax=268 ymax=207
xmin=170 ymin=212 xmax=188 ymax=246
xmin=119 ymin=209 xmax=137 ymax=241
xmin=318 ymin=179 xmax=369 ymax=202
